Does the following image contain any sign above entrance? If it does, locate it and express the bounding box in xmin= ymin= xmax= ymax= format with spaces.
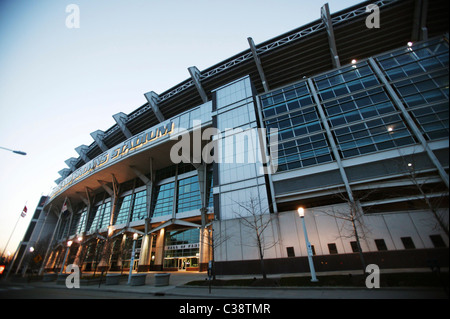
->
xmin=165 ymin=243 xmax=199 ymax=251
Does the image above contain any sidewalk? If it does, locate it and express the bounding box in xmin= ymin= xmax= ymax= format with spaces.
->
xmin=14 ymin=270 xmax=449 ymax=299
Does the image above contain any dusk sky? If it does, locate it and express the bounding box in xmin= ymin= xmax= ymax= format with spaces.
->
xmin=0 ymin=0 xmax=360 ymax=256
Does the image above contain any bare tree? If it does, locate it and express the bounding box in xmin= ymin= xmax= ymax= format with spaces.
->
xmin=317 ymin=190 xmax=374 ymax=275
xmin=395 ymin=151 xmax=449 ymax=238
xmin=204 ymin=226 xmax=231 ymax=280
xmin=232 ymin=196 xmax=277 ymax=280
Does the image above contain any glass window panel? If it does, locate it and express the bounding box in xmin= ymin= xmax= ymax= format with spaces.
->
xmin=403 ymin=94 xmax=426 ymax=107
xmin=287 ymin=100 xmax=300 ymax=111
xmin=152 ymin=182 xmax=175 ymax=218
xmin=177 ymin=176 xmax=202 ymax=214
xmin=115 ymin=194 xmax=133 ymax=225
xmin=130 ymin=190 xmax=147 ymax=222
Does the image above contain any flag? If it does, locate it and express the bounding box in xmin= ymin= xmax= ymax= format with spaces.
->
xmin=20 ymin=206 xmax=27 ymax=218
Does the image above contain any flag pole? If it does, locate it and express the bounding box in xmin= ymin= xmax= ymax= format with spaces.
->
xmin=1 ymin=203 xmax=27 ymax=262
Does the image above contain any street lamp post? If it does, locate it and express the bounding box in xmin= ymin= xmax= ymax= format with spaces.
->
xmin=128 ymin=233 xmax=138 ymax=284
xmin=60 ymin=240 xmax=73 ymax=274
xmin=297 ymin=207 xmax=318 ymax=282
xmin=0 ymin=146 xmax=26 ymax=156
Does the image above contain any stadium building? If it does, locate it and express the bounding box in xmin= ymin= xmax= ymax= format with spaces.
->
xmin=12 ymin=0 xmax=449 ymax=277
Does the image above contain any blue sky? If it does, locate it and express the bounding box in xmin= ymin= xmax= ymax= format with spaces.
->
xmin=0 ymin=0 xmax=361 ymax=256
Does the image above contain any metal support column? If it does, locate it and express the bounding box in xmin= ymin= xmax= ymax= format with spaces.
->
xmin=144 ymin=91 xmax=165 ymax=123
xmin=75 ymin=144 xmax=90 ymax=163
xmin=307 ymin=78 xmax=354 ymax=201
xmin=321 ymin=3 xmax=341 ymax=68
xmin=90 ymin=130 xmax=108 ymax=152
xmin=113 ymin=112 xmax=133 ymax=139
xmin=411 ymin=0 xmax=428 ymax=41
xmin=248 ymin=37 xmax=269 ymax=93
xmin=188 ymin=66 xmax=208 ymax=103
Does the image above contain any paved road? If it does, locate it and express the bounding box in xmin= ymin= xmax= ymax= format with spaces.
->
xmin=1 ymin=270 xmax=447 ymax=300
xmin=0 ymin=282 xmax=207 ymax=299
xmin=1 ymin=281 xmax=447 ymax=300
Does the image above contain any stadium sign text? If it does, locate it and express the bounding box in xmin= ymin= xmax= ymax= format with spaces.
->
xmin=50 ymin=121 xmax=174 ymax=200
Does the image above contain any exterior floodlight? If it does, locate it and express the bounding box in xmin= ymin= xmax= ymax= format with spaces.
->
xmin=407 ymin=41 xmax=413 ymax=47
xmin=67 ymin=240 xmax=73 ymax=247
xmin=297 ymin=207 xmax=305 ymax=218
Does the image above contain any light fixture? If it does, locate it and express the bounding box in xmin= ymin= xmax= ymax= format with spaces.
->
xmin=29 ymin=247 xmax=35 ymax=253
xmin=77 ymin=236 xmax=83 ymax=242
xmin=67 ymin=240 xmax=73 ymax=247
xmin=387 ymin=127 xmax=393 ymax=132
xmin=297 ymin=207 xmax=305 ymax=218
xmin=407 ymin=163 xmax=413 ymax=167
xmin=407 ymin=42 xmax=413 ymax=52
xmin=133 ymin=233 xmax=138 ymax=240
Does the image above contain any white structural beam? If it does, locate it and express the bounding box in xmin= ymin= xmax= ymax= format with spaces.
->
xmin=321 ymin=3 xmax=341 ymax=68
xmin=75 ymin=144 xmax=90 ymax=163
xmin=90 ymin=130 xmax=108 ymax=152
xmin=188 ymin=66 xmax=208 ymax=103
xmin=144 ymin=91 xmax=165 ymax=123
xmin=64 ymin=157 xmax=78 ymax=171
xmin=112 ymin=112 xmax=132 ymax=138
xmin=248 ymin=37 xmax=269 ymax=93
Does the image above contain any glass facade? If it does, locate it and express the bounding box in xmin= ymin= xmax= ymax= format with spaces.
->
xmin=376 ymin=38 xmax=449 ymax=140
xmin=58 ymin=165 xmax=213 ymax=242
xmin=177 ymin=176 xmax=202 ymax=214
xmin=260 ymin=37 xmax=449 ymax=173
xmin=260 ymin=82 xmax=333 ymax=172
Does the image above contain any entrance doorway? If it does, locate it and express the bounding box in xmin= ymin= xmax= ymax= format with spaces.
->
xmin=178 ymin=258 xmax=187 ymax=271
xmin=176 ymin=257 xmax=197 ymax=271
